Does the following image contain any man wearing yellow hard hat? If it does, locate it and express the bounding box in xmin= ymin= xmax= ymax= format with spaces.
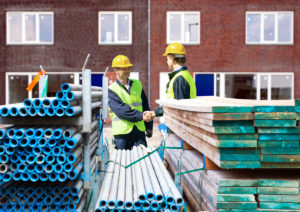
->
xmin=164 ymin=42 xmax=197 ymax=99
xmin=108 ymin=55 xmax=154 ymax=150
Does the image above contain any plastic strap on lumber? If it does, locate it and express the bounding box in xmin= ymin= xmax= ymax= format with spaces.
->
xmin=175 ymin=155 xmax=206 ymax=176
xmin=86 ymin=189 xmax=94 ymax=211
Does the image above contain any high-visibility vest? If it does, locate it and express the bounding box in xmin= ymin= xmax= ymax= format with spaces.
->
xmin=109 ymin=79 xmax=146 ymax=135
xmin=166 ymin=70 xmax=197 ymax=99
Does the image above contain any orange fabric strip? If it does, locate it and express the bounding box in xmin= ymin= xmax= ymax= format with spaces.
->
xmin=26 ymin=70 xmax=47 ymax=92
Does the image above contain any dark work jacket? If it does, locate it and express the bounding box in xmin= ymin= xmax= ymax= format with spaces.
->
xmin=166 ymin=66 xmax=191 ymax=100
xmin=108 ymin=79 xmax=153 ymax=131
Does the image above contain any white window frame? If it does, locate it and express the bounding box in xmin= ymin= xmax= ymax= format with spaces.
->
xmin=6 ymin=11 xmax=54 ymax=45
xmin=246 ymin=11 xmax=294 ymax=45
xmin=98 ymin=11 xmax=132 ymax=45
xmin=194 ymin=72 xmax=294 ymax=100
xmin=167 ymin=11 xmax=200 ymax=45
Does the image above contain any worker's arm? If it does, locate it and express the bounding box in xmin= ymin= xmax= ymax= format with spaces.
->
xmin=173 ymin=76 xmax=191 ymax=100
xmin=141 ymin=89 xmax=153 ymax=132
xmin=108 ymin=89 xmax=143 ymax=122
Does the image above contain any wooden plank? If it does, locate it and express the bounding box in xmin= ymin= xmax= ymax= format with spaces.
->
xmin=220 ymin=161 xmax=261 ymax=169
xmin=212 ymin=106 xmax=253 ymax=113
xmin=214 ymin=126 xmax=255 ymax=134
xmin=260 ymin=202 xmax=300 ymax=210
xmin=259 ymin=194 xmax=300 ymax=203
xmin=297 ymin=114 xmax=300 ymax=120
xmin=258 ymin=187 xmax=299 ymax=195
xmin=218 ymin=187 xmax=258 ymax=194
xmin=259 ymin=180 xmax=299 ymax=188
xmin=253 ymin=106 xmax=295 ymax=113
xmin=259 ymin=134 xmax=300 ymax=141
xmin=258 ymin=127 xmax=300 ymax=134
xmin=259 ymin=210 xmax=300 ymax=212
xmin=213 ymin=120 xmax=254 ymax=126
xmin=219 ymin=210 xmax=258 ymax=212
xmin=220 ymin=154 xmax=260 ymax=161
xmin=261 ymin=148 xmax=300 ymax=155
xmin=254 ymin=120 xmax=297 ymax=127
xmin=296 ymin=100 xmax=300 ymax=106
xmin=261 ymin=155 xmax=300 ymax=163
xmin=258 ymin=140 xmax=299 ymax=148
xmin=295 ymin=106 xmax=300 ymax=113
xmin=219 ymin=148 xmax=260 ymax=154
xmin=254 ymin=112 xmax=296 ymax=120
xmin=216 ymin=202 xmax=257 ymax=209
xmin=217 ymin=140 xmax=258 ymax=148
xmin=218 ymin=179 xmax=258 ymax=187
xmin=261 ymin=162 xmax=300 ymax=168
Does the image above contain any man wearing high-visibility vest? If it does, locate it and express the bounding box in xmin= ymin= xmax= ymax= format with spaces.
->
xmin=164 ymin=42 xmax=197 ymax=99
xmin=108 ymin=55 xmax=153 ymax=150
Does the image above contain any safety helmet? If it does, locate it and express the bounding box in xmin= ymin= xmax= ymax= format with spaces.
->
xmin=163 ymin=42 xmax=186 ymax=56
xmin=112 ymin=55 xmax=133 ymax=68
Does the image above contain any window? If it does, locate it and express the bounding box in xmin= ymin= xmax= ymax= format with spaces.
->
xmin=194 ymin=73 xmax=293 ymax=100
xmin=7 ymin=12 xmax=54 ymax=45
xmin=167 ymin=11 xmax=200 ymax=44
xmin=246 ymin=12 xmax=293 ymax=44
xmin=99 ymin=12 xmax=132 ymax=44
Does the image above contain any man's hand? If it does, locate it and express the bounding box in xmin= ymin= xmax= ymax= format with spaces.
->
xmin=143 ymin=111 xmax=155 ymax=122
xmin=146 ymin=129 xmax=153 ymax=138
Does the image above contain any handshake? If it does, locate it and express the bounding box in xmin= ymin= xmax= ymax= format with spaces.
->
xmin=143 ymin=111 xmax=155 ymax=122
xmin=142 ymin=106 xmax=164 ymax=123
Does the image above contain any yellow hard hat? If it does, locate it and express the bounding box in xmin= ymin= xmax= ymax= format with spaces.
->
xmin=163 ymin=42 xmax=186 ymax=56
xmin=112 ymin=55 xmax=133 ymax=68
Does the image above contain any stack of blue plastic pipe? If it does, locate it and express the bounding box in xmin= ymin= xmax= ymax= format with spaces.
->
xmin=0 ymin=83 xmax=102 ymax=117
xmin=0 ymin=181 xmax=85 ymax=212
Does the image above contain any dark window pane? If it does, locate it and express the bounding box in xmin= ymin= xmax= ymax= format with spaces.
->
xmin=225 ymin=74 xmax=256 ymax=99
xmin=260 ymin=75 xmax=268 ymax=100
xmin=9 ymin=75 xmax=28 ymax=104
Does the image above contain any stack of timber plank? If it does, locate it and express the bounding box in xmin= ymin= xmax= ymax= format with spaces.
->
xmin=157 ymin=97 xmax=300 ymax=169
xmin=165 ymin=133 xmax=300 ymax=212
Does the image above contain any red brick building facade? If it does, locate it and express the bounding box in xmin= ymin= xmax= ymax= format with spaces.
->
xmin=0 ymin=0 xmax=299 ymax=109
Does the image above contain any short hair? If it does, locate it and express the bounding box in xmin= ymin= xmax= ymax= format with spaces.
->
xmin=168 ymin=54 xmax=186 ymax=65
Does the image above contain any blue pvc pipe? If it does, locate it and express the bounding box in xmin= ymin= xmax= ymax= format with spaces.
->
xmin=46 ymin=155 xmax=55 ymax=164
xmin=38 ymin=107 xmax=47 ymax=117
xmin=61 ymin=187 xmax=70 ymax=196
xmin=67 ymin=204 xmax=76 ymax=211
xmin=33 ymin=147 xmax=42 ymax=155
xmin=29 ymin=172 xmax=39 ymax=182
xmin=57 ymin=154 xmax=67 ymax=164
xmin=58 ymin=172 xmax=67 ymax=182
xmin=10 ymin=155 xmax=18 ymax=163
xmin=62 ymin=195 xmax=70 ymax=204
xmin=10 ymin=163 xmax=17 ymax=172
xmin=99 ymin=200 xmax=107 ymax=209
xmin=65 ymin=107 xmax=75 ymax=116
xmin=61 ymin=100 xmax=70 ymax=108
xmin=31 ymin=204 xmax=40 ymax=212
xmin=5 ymin=203 xmax=14 ymax=211
xmin=6 ymin=146 xmax=15 ymax=155
xmin=70 ymin=187 xmax=79 ymax=196
xmin=19 ymin=107 xmax=28 ymax=117
xmin=7 ymin=128 xmax=15 ymax=138
xmin=61 ymin=83 xmax=71 ymax=92
xmin=15 ymin=128 xmax=25 ymax=139
xmin=170 ymin=204 xmax=179 ymax=212
xmin=117 ymin=200 xmax=125 ymax=209
xmin=0 ymin=128 xmax=7 ymax=139
xmin=40 ymin=173 xmax=48 ymax=182
xmin=19 ymin=154 xmax=27 ymax=163
xmin=44 ymin=196 xmax=53 ymax=205
xmin=9 ymin=107 xmax=19 ymax=117
xmin=28 ymin=107 xmax=37 ymax=116
xmin=47 ymin=138 xmax=57 ymax=147
xmin=2 ymin=172 xmax=12 ymax=182
xmin=64 ymin=91 xmax=75 ymax=101
xmin=23 ymin=99 xmax=32 ymax=107
xmin=42 ymin=99 xmax=51 ymax=108
xmin=67 ymin=153 xmax=76 ymax=164
xmin=47 ymin=107 xmax=56 ymax=117
xmin=33 ymin=99 xmax=42 ymax=108
xmin=38 ymin=138 xmax=47 ymax=147
xmin=17 ymin=187 xmax=26 ymax=196
xmin=68 ymin=163 xmax=83 ymax=180
xmin=52 ymin=146 xmax=61 ymax=156
xmin=34 ymin=128 xmax=44 ymax=138
xmin=1 ymin=154 xmax=9 ymax=163
xmin=8 ymin=187 xmax=17 ymax=197
xmin=54 ymin=164 xmax=63 ymax=173
xmin=26 ymin=164 xmax=35 ymax=173
xmin=160 ymin=202 xmax=168 ymax=210
xmin=26 ymin=155 xmax=36 ymax=164
xmin=36 ymin=155 xmax=45 ymax=164
xmin=20 ymin=137 xmax=29 ymax=147
xmin=0 ymin=107 xmax=10 ymax=117
xmin=133 ymin=201 xmax=142 ymax=210
xmin=107 ymin=201 xmax=115 ymax=210
xmin=43 ymin=146 xmax=51 ymax=155
xmin=35 ymin=164 xmax=44 ymax=173
xmin=49 ymin=173 xmax=57 ymax=182
xmin=56 ymin=107 xmax=65 ymax=117
xmin=9 ymin=138 xmax=18 ymax=147
xmin=53 ymin=128 xmax=63 ymax=139
xmin=25 ymin=128 xmax=34 ymax=138
xmin=56 ymin=91 xmax=64 ymax=100
xmin=58 ymin=139 xmax=66 ymax=147
xmin=51 ymin=99 xmax=61 ymax=108
xmin=63 ymin=163 xmax=73 ymax=172
xmin=151 ymin=202 xmax=160 ymax=210
xmin=45 ymin=164 xmax=54 ymax=173
xmin=0 ymin=146 xmax=6 ymax=155
xmin=26 ymin=187 xmax=34 ymax=196
xmin=62 ymin=147 xmax=71 ymax=154
xmin=3 ymin=137 xmax=10 ymax=145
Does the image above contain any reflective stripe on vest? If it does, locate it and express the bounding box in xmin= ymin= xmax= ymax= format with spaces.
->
xmin=109 ymin=79 xmax=146 ymax=135
xmin=166 ymin=70 xmax=197 ymax=99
